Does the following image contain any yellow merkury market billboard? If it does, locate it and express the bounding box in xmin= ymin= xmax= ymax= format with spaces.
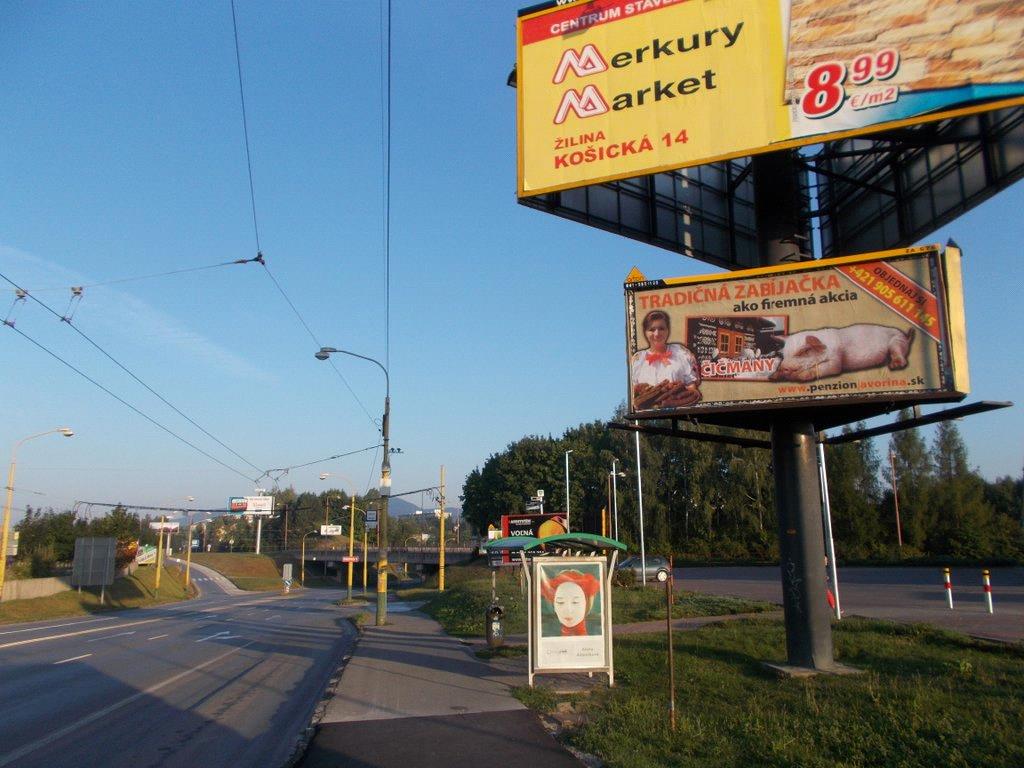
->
xmin=624 ymin=245 xmax=969 ymax=418
xmin=517 ymin=0 xmax=1024 ymax=197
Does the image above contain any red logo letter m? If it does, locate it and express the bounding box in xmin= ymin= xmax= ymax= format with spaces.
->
xmin=553 ymin=85 xmax=609 ymax=124
xmin=552 ymin=45 xmax=608 ymax=84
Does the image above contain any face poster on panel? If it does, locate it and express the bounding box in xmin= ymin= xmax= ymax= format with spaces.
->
xmin=534 ymin=558 xmax=607 ymax=670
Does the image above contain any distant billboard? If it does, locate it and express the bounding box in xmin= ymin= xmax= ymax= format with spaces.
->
xmin=227 ymin=496 xmax=274 ymax=516
xmin=625 ymin=244 xmax=969 ymax=418
xmin=517 ymin=0 xmax=1024 ymax=196
xmin=501 ymin=513 xmax=567 ymax=539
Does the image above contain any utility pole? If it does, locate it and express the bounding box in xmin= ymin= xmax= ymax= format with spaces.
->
xmin=347 ymin=496 xmax=356 ymax=601
xmin=155 ymin=515 xmax=165 ymax=596
xmin=439 ymin=465 xmax=446 ymax=592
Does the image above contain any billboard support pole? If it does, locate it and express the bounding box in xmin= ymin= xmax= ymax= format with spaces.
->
xmin=755 ymin=151 xmax=835 ymax=671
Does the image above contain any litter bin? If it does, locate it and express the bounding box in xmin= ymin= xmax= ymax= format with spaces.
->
xmin=485 ymin=602 xmax=505 ymax=648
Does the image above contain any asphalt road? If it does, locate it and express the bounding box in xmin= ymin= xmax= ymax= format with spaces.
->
xmin=0 ymin=564 xmax=356 ymax=768
xmin=677 ymin=565 xmax=1024 ymax=642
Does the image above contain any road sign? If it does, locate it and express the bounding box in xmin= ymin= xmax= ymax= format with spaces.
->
xmin=282 ymin=563 xmax=293 ymax=581
xmin=321 ymin=525 xmax=344 ymax=536
xmin=365 ymin=509 xmax=378 ymax=530
xmin=341 ymin=555 xmax=359 ymax=563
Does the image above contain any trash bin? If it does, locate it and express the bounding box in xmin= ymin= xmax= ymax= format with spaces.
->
xmin=485 ymin=602 xmax=505 ymax=648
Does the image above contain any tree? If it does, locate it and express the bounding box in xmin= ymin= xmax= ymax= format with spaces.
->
xmin=825 ymin=426 xmax=886 ymax=559
xmin=886 ymin=410 xmax=934 ymax=551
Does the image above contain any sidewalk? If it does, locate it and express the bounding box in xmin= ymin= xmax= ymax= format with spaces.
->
xmin=298 ymin=603 xmax=584 ymax=768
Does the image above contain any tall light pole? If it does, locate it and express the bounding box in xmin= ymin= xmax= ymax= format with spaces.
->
xmin=888 ymin=448 xmax=904 ymax=549
xmin=564 ymin=449 xmax=573 ymax=533
xmin=1 ymin=427 xmax=74 ymax=601
xmin=611 ymin=461 xmax=625 ymax=541
xmin=316 ymin=346 xmax=391 ymax=626
xmin=301 ymin=530 xmax=319 ymax=587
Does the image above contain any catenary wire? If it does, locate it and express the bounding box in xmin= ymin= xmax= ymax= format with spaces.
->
xmin=0 ymin=271 xmax=265 ymax=474
xmin=231 ymin=0 xmax=261 ymax=253
xmin=227 ymin=1 xmax=380 ymax=433
xmin=11 ymin=256 xmax=263 ymax=293
xmin=4 ymin=323 xmax=259 ymax=483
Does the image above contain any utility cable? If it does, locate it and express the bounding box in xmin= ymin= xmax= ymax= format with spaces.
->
xmin=0 ymin=271 xmax=265 ymax=474
xmin=231 ymin=0 xmax=261 ymax=253
xmin=11 ymin=256 xmax=263 ymax=293
xmin=258 ymin=260 xmax=378 ymax=430
xmin=227 ymin=1 xmax=379 ymax=433
xmin=4 ymin=323 xmax=259 ymax=483
xmin=255 ymin=443 xmax=383 ymax=483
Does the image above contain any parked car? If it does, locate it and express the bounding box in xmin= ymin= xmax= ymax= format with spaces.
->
xmin=616 ymin=555 xmax=671 ymax=582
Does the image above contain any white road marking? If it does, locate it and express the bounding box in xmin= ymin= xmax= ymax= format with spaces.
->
xmin=196 ymin=630 xmax=242 ymax=642
xmin=147 ymin=634 xmax=169 ymax=640
xmin=86 ymin=631 xmax=136 ymax=644
xmin=0 ymin=641 xmax=256 ymax=766
xmin=0 ymin=619 xmax=161 ymax=650
xmin=0 ymin=617 xmax=113 ymax=637
xmin=264 ymin=615 xmax=281 ymax=621
xmin=53 ymin=654 xmax=92 ymax=665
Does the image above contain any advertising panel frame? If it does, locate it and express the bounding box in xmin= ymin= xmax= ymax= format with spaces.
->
xmin=625 ymin=244 xmax=969 ymax=421
xmin=530 ymin=556 xmax=612 ymax=676
xmin=517 ymin=0 xmax=1024 ymax=198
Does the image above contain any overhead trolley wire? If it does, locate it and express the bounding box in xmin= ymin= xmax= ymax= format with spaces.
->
xmin=8 ymin=255 xmax=264 ymax=293
xmin=227 ymin=1 xmax=380 ymax=434
xmin=0 ymin=270 xmax=265 ymax=476
xmin=4 ymin=323 xmax=259 ymax=484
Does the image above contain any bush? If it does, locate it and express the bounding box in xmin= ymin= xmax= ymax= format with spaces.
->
xmin=612 ymin=567 xmax=636 ymax=588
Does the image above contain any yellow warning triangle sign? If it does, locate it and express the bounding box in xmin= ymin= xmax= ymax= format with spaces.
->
xmin=625 ymin=266 xmax=646 ymax=284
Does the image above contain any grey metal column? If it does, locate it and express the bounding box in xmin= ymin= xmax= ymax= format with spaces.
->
xmin=755 ymin=150 xmax=835 ymax=670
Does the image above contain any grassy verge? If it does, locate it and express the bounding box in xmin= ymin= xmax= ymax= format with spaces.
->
xmin=0 ymin=564 xmax=193 ymax=624
xmin=519 ymin=618 xmax=1024 ymax=768
xmin=189 ymin=552 xmax=285 ymax=591
xmin=398 ymin=563 xmax=774 ymax=638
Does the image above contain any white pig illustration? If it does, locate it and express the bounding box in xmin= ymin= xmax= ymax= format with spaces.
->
xmin=769 ymin=324 xmax=915 ymax=382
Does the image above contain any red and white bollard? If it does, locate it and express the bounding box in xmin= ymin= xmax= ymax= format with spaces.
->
xmin=982 ymin=569 xmax=994 ymax=614
xmin=943 ymin=567 xmax=954 ymax=609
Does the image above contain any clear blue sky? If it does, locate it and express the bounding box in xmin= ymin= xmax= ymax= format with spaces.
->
xmin=1 ymin=1 xmax=1020 ymax=523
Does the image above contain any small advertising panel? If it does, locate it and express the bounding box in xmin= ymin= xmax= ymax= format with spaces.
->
xmin=148 ymin=521 xmax=180 ymax=532
xmin=625 ymin=245 xmax=969 ymax=418
xmin=501 ymin=513 xmax=567 ymax=539
xmin=321 ymin=525 xmax=344 ymax=536
xmin=227 ymin=496 xmax=275 ymax=516
xmin=71 ymin=537 xmax=116 ymax=588
xmin=517 ymin=0 xmax=1024 ymax=196
xmin=533 ymin=558 xmax=609 ymax=671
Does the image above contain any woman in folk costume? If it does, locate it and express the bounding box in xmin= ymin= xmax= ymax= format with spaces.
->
xmin=630 ymin=310 xmax=700 ymax=407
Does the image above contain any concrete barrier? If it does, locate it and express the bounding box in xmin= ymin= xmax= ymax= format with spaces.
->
xmin=2 ymin=575 xmax=73 ymax=602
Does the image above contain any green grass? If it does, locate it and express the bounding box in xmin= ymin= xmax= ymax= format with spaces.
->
xmin=518 ymin=618 xmax=1024 ymax=768
xmin=0 ymin=564 xmax=193 ymax=624
xmin=189 ymin=552 xmax=286 ymax=591
xmin=400 ymin=563 xmax=774 ymax=638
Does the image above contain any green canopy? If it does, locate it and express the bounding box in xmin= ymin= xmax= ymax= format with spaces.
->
xmin=529 ymin=533 xmax=627 ymax=552
xmin=482 ymin=536 xmax=542 ymax=551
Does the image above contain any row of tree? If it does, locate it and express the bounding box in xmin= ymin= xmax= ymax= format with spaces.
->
xmin=461 ymin=407 xmax=1023 ymax=563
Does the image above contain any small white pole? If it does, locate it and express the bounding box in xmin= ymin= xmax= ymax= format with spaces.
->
xmin=634 ymin=423 xmax=647 ymax=585
xmin=982 ymin=569 xmax=994 ymax=614
xmin=943 ymin=567 xmax=954 ymax=609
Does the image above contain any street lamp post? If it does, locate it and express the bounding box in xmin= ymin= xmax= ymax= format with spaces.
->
xmin=316 ymin=346 xmax=391 ymax=626
xmin=564 ymin=449 xmax=573 ymax=533
xmin=1 ymin=427 xmax=73 ymax=601
xmin=301 ymin=530 xmax=319 ymax=587
xmin=610 ymin=461 xmax=626 ymax=541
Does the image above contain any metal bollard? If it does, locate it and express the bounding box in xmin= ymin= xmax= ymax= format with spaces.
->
xmin=943 ymin=567 xmax=953 ymax=609
xmin=982 ymin=569 xmax=993 ymax=614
